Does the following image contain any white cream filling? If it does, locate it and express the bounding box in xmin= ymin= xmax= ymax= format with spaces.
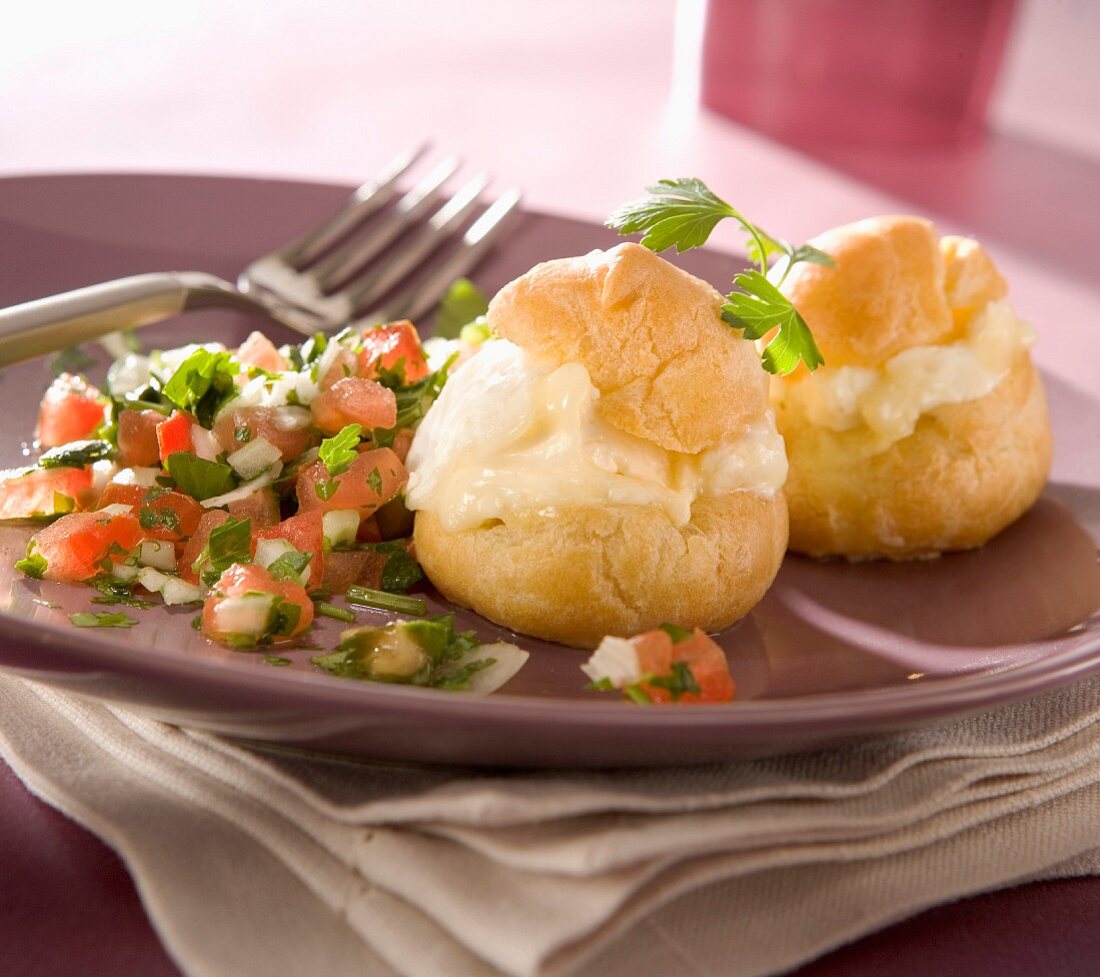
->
xmin=405 ymin=339 xmax=787 ymax=533
xmin=782 ymin=300 xmax=1034 ymax=444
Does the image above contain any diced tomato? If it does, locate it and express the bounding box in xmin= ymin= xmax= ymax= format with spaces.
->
xmin=96 ymin=482 xmax=144 ymax=510
xmin=156 ymin=411 xmax=194 ymax=463
xmin=236 ymin=331 xmax=289 ymax=373
xmin=35 ymin=374 xmax=108 ymax=448
xmin=357 ymin=322 xmax=429 ymax=383
xmin=117 ymin=410 xmax=164 ymax=467
xmin=227 ymin=487 xmax=280 ymax=528
xmin=319 ymin=347 xmax=358 ymax=390
xmin=135 ymin=488 xmax=203 ymax=542
xmin=0 ymin=466 xmax=95 ymax=520
xmin=309 ymin=377 xmax=397 ymax=435
xmin=391 ymin=427 xmax=415 ymax=464
xmin=322 ymin=549 xmax=386 ymax=593
xmin=356 ymin=515 xmax=382 ymax=543
xmin=212 ymin=406 xmax=317 ymax=462
xmin=202 ymin=563 xmax=313 ymax=642
xmin=633 ymin=628 xmax=735 ymax=704
xmin=296 ymin=447 xmax=407 ymax=517
xmin=253 ymin=510 xmax=325 ymax=590
xmin=31 ymin=511 xmax=143 ymax=582
xmin=178 ymin=509 xmax=230 ymax=582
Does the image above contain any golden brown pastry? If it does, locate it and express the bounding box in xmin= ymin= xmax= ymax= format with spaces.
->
xmin=772 ymin=216 xmax=1051 ymax=560
xmin=406 ymin=243 xmax=789 ymax=648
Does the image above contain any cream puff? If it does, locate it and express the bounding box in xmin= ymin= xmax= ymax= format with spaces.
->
xmin=771 ymin=215 xmax=1052 ymax=560
xmin=405 ymin=243 xmax=789 ymax=649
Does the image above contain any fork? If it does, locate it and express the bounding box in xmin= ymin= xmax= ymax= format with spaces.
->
xmin=0 ymin=147 xmax=521 ymax=367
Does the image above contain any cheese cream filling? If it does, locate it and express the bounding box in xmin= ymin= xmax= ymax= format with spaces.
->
xmin=780 ymin=300 xmax=1035 ymax=445
xmin=405 ymin=339 xmax=787 ymax=533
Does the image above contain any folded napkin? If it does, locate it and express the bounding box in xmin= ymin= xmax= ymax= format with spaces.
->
xmin=3 ymin=670 xmax=1100 ymax=977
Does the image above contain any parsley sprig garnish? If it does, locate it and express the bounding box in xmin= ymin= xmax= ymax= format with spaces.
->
xmin=606 ymin=177 xmax=831 ymax=375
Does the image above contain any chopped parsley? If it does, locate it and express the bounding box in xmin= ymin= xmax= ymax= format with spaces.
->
xmin=160 ymin=348 xmax=240 ymax=428
xmin=318 ymin=424 xmax=362 ymax=476
xmin=38 ymin=439 xmax=115 ymax=470
xmin=659 ymin=622 xmax=694 ymax=643
xmin=48 ymin=345 xmax=95 ymax=378
xmin=360 ymin=539 xmax=424 ymax=593
xmin=648 ymin=661 xmax=701 ymax=701
xmin=366 ymin=466 xmax=383 ymax=496
xmin=69 ymin=611 xmax=139 ymax=629
xmin=266 ymin=550 xmax=312 ymax=583
xmin=90 ymin=575 xmax=157 ymax=608
xmin=14 ymin=541 xmax=47 ymax=579
xmin=139 ymin=506 xmax=182 ymax=534
xmin=193 ymin=517 xmax=251 ymax=586
xmin=165 ymin=452 xmax=237 ymax=501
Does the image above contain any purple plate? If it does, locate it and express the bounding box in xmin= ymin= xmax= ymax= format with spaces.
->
xmin=0 ymin=173 xmax=1098 ymax=767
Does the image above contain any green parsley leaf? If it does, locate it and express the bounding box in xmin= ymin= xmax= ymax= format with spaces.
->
xmin=721 ymin=270 xmax=824 ymax=375
xmin=659 ymin=623 xmax=694 ymax=644
xmin=318 ymin=424 xmax=362 ymax=477
xmin=314 ymin=478 xmax=340 ymax=501
xmin=366 ymin=466 xmax=383 ymax=496
xmin=38 ymin=439 xmax=115 ymax=470
xmin=161 ymin=349 xmax=240 ymax=428
xmin=607 ymin=177 xmax=832 ymax=375
xmin=362 ymin=539 xmax=424 ymax=593
xmin=139 ymin=506 xmax=182 ymax=534
xmin=14 ymin=541 xmax=47 ymax=579
xmin=234 ymin=425 xmax=251 ymax=444
xmin=165 ymin=452 xmax=238 ymax=501
xmin=48 ymin=345 xmax=95 ymax=378
xmin=648 ymin=661 xmax=701 ymax=701
xmin=435 ymin=277 xmax=490 ymax=339
xmin=266 ymin=550 xmax=312 ymax=583
xmin=89 ymin=575 xmax=156 ymax=608
xmin=194 ymin=517 xmax=251 ymax=586
xmin=606 ymin=178 xmax=738 ymax=253
xmin=69 ymin=611 xmax=139 ymax=629
xmin=269 ymin=597 xmax=302 ymax=637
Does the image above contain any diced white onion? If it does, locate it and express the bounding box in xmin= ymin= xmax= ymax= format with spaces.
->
xmin=322 ymin=509 xmax=360 ymax=548
xmin=112 ymin=466 xmax=160 ymax=488
xmin=90 ymin=460 xmax=118 ymax=497
xmin=227 ymin=437 xmax=282 ymax=480
xmin=190 ymin=425 xmax=220 ymax=462
xmin=458 ymin=642 xmax=530 ymax=695
xmin=254 ymin=538 xmax=310 ymax=586
xmin=111 ymin=562 xmax=139 ymax=582
xmin=137 ymin=540 xmax=176 ymax=571
xmin=580 ymin=636 xmax=643 ymax=688
xmin=200 ymin=464 xmax=282 ymax=509
xmin=137 ymin=566 xmax=172 ymax=593
xmin=98 ymin=503 xmax=134 ymax=517
xmin=106 ymin=353 xmax=151 ymax=396
xmin=161 ymin=578 xmax=203 ymax=606
xmin=212 ymin=594 xmax=274 ymax=637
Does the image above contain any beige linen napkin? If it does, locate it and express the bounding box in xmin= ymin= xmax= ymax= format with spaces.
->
xmin=3 ymin=670 xmax=1100 ymax=977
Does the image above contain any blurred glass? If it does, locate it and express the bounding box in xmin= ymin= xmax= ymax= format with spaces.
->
xmin=700 ymin=0 xmax=1018 ymax=145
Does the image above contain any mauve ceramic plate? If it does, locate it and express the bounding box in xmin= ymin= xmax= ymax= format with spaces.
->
xmin=0 ymin=173 xmax=1098 ymax=767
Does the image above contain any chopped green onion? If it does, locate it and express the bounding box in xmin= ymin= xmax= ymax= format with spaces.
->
xmin=316 ymin=601 xmax=356 ymax=623
xmin=345 ymin=585 xmax=427 ymax=616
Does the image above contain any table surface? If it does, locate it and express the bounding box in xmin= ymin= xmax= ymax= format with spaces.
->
xmin=2 ymin=1 xmax=1099 ymax=974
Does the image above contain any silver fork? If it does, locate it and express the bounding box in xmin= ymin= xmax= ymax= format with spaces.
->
xmin=0 ymin=147 xmax=522 ymax=367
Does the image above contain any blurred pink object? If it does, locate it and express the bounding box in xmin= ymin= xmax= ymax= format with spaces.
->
xmin=700 ymin=0 xmax=1018 ymax=144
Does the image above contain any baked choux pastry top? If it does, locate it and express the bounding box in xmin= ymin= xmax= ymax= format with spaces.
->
xmin=405 ymin=243 xmax=790 ymax=648
xmin=771 ymin=215 xmax=1051 ymax=560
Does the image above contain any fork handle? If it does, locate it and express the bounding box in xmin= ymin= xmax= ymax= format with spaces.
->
xmin=0 ymin=271 xmax=253 ymax=367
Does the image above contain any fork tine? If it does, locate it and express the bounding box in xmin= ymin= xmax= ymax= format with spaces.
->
xmin=280 ymin=144 xmax=428 ymax=268
xmin=309 ymin=156 xmax=460 ymax=292
xmin=346 ymin=173 xmax=489 ymax=314
xmin=358 ymin=187 xmax=522 ymax=327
